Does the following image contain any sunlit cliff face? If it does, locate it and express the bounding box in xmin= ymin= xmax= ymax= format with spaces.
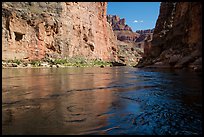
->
xmin=2 ymin=2 xmax=117 ymax=61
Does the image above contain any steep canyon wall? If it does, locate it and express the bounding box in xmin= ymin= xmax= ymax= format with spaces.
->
xmin=137 ymin=2 xmax=202 ymax=71
xmin=2 ymin=2 xmax=118 ymax=61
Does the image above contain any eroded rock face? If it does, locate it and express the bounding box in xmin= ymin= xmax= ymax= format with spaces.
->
xmin=136 ymin=29 xmax=154 ymax=35
xmin=107 ymin=15 xmax=132 ymax=31
xmin=107 ymin=15 xmax=155 ymax=66
xmin=107 ymin=15 xmax=139 ymax=42
xmin=135 ymin=29 xmax=153 ymax=42
xmin=135 ymin=29 xmax=154 ymax=58
xmin=137 ymin=2 xmax=202 ymax=71
xmin=107 ymin=15 xmax=142 ymax=66
xmin=2 ymin=2 xmax=118 ymax=61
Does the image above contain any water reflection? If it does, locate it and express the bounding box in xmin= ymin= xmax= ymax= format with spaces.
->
xmin=2 ymin=67 xmax=202 ymax=135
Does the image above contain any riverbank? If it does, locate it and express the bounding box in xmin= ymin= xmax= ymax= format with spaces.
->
xmin=2 ymin=58 xmax=126 ymax=68
xmin=135 ymin=62 xmax=202 ymax=72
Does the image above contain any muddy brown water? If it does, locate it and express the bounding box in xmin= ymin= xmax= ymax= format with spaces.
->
xmin=2 ymin=67 xmax=202 ymax=135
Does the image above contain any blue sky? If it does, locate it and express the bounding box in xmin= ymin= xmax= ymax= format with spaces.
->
xmin=107 ymin=2 xmax=161 ymax=31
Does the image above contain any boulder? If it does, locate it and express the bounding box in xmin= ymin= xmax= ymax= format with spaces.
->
xmin=169 ymin=55 xmax=182 ymax=66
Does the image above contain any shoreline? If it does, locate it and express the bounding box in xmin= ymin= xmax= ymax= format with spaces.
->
xmin=2 ymin=59 xmax=127 ymax=69
xmin=2 ymin=65 xmax=114 ymax=69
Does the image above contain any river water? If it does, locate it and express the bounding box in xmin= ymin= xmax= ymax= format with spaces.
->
xmin=2 ymin=67 xmax=202 ymax=135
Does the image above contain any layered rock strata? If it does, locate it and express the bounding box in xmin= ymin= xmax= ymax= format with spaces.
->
xmin=136 ymin=29 xmax=154 ymax=35
xmin=107 ymin=15 xmax=141 ymax=66
xmin=2 ymin=2 xmax=118 ymax=62
xmin=107 ymin=15 xmax=139 ymax=43
xmin=107 ymin=15 xmax=154 ymax=66
xmin=137 ymin=2 xmax=202 ymax=71
xmin=135 ymin=29 xmax=154 ymax=58
xmin=135 ymin=29 xmax=154 ymax=43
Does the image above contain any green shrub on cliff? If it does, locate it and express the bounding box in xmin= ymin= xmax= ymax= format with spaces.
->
xmin=53 ymin=59 xmax=68 ymax=65
xmin=30 ymin=60 xmax=41 ymax=67
xmin=7 ymin=59 xmax=21 ymax=65
xmin=90 ymin=59 xmax=111 ymax=67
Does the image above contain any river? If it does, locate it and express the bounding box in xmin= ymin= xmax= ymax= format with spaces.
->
xmin=2 ymin=67 xmax=202 ymax=135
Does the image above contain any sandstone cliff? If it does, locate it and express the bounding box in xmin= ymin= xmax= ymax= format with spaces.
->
xmin=135 ymin=29 xmax=154 ymax=42
xmin=135 ymin=29 xmax=154 ymax=58
xmin=2 ymin=2 xmax=118 ymax=62
xmin=107 ymin=15 xmax=155 ymax=66
xmin=107 ymin=15 xmax=139 ymax=43
xmin=137 ymin=2 xmax=202 ymax=71
xmin=136 ymin=29 xmax=154 ymax=35
xmin=107 ymin=15 xmax=143 ymax=66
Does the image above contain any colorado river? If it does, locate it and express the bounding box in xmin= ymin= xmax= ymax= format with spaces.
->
xmin=2 ymin=67 xmax=202 ymax=135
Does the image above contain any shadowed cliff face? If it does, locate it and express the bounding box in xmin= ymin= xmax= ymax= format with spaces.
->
xmin=2 ymin=2 xmax=118 ymax=61
xmin=137 ymin=2 xmax=202 ymax=71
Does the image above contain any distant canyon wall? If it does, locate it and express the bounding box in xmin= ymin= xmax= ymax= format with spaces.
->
xmin=2 ymin=2 xmax=118 ymax=61
xmin=137 ymin=2 xmax=202 ymax=71
xmin=107 ymin=15 xmax=139 ymax=43
xmin=106 ymin=15 xmax=154 ymax=52
xmin=107 ymin=15 xmax=141 ymax=66
xmin=107 ymin=15 xmax=154 ymax=65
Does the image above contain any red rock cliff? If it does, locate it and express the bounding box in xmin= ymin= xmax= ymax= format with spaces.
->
xmin=137 ymin=2 xmax=202 ymax=71
xmin=2 ymin=2 xmax=118 ymax=61
xmin=107 ymin=15 xmax=139 ymax=42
